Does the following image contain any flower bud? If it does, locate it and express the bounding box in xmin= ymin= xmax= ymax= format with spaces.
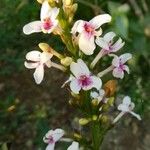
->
xmin=74 ymin=133 xmax=82 ymax=139
xmin=107 ymin=97 xmax=114 ymax=106
xmin=99 ymin=115 xmax=109 ymax=124
xmin=91 ymin=99 xmax=99 ymax=106
xmin=61 ymin=57 xmax=73 ymax=67
xmin=39 ymin=43 xmax=64 ymax=59
xmin=36 ymin=0 xmax=44 ymax=4
xmin=63 ymin=0 xmax=73 ymax=6
xmin=92 ymin=115 xmax=98 ymax=121
xmin=79 ymin=118 xmax=90 ymax=125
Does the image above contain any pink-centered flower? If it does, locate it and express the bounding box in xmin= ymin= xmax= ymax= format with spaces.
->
xmin=71 ymin=14 xmax=111 ymax=55
xmin=23 ymin=1 xmax=59 ymax=35
xmin=43 ymin=129 xmax=65 ymax=150
xmin=66 ymin=59 xmax=102 ymax=94
xmin=113 ymin=96 xmax=141 ymax=123
xmin=111 ymin=53 xmax=132 ymax=79
xmin=24 ymin=51 xmax=53 ymax=84
xmin=96 ymin=32 xmax=125 ymax=54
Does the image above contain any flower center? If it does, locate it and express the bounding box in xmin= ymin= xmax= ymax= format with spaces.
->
xmin=48 ymin=135 xmax=54 ymax=144
xmin=84 ymin=23 xmax=94 ymax=34
xmin=78 ymin=75 xmax=92 ymax=87
xmin=119 ymin=60 xmax=125 ymax=70
xmin=43 ymin=18 xmax=53 ymax=30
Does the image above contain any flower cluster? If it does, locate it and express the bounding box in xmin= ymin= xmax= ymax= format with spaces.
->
xmin=23 ymin=0 xmax=141 ymax=149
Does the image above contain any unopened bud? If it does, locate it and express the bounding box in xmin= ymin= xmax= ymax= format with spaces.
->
xmin=108 ymin=97 xmax=114 ymax=106
xmin=74 ymin=133 xmax=82 ymax=139
xmin=79 ymin=118 xmax=90 ymax=125
xmin=36 ymin=0 xmax=44 ymax=4
xmin=91 ymin=99 xmax=99 ymax=106
xmin=63 ymin=0 xmax=73 ymax=6
xmin=61 ymin=57 xmax=73 ymax=67
xmin=39 ymin=43 xmax=64 ymax=59
xmin=92 ymin=115 xmax=98 ymax=121
xmin=100 ymin=115 xmax=109 ymax=123
xmin=102 ymin=104 xmax=109 ymax=112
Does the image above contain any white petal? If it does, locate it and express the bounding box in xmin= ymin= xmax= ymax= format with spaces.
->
xmin=46 ymin=143 xmax=55 ymax=150
xmin=90 ymin=91 xmax=99 ymax=99
xmin=71 ymin=20 xmax=85 ymax=34
xmin=40 ymin=1 xmax=51 ymax=20
xmin=103 ymin=32 xmax=116 ymax=43
xmin=24 ymin=61 xmax=38 ymax=69
xmin=120 ymin=53 xmax=132 ymax=64
xmin=122 ymin=96 xmax=131 ymax=105
xmin=111 ymin=55 xmax=120 ymax=67
xmin=113 ymin=68 xmax=124 ymax=79
xmin=118 ymin=104 xmax=129 ymax=112
xmin=123 ymin=65 xmax=130 ymax=74
xmin=45 ymin=60 xmax=52 ymax=68
xmin=53 ymin=129 xmax=65 ymax=142
xmin=26 ymin=51 xmax=41 ymax=61
xmin=79 ymin=32 xmax=96 ymax=55
xmin=40 ymin=52 xmax=53 ymax=64
xmin=23 ymin=21 xmax=42 ymax=35
xmin=50 ymin=7 xmax=60 ymax=20
xmin=89 ymin=14 xmax=111 ymax=29
xmin=96 ymin=37 xmax=109 ymax=50
xmin=90 ymin=76 xmax=102 ymax=90
xmin=70 ymin=79 xmax=81 ymax=94
xmin=33 ymin=65 xmax=44 ymax=84
xmin=112 ymin=38 xmax=125 ymax=52
xmin=70 ymin=59 xmax=90 ymax=77
xmin=67 ymin=142 xmax=79 ymax=150
xmin=99 ymin=89 xmax=105 ymax=97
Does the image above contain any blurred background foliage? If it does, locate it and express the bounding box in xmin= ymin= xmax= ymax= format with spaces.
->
xmin=0 ymin=0 xmax=149 ymax=150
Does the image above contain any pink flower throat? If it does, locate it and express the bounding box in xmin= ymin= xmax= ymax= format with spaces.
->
xmin=78 ymin=75 xmax=92 ymax=87
xmin=43 ymin=18 xmax=53 ymax=30
xmin=48 ymin=136 xmax=54 ymax=144
xmin=84 ymin=23 xmax=94 ymax=34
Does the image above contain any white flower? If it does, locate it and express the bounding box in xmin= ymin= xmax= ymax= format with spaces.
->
xmin=111 ymin=53 xmax=132 ymax=79
xmin=67 ymin=59 xmax=102 ymax=94
xmin=24 ymin=51 xmax=53 ymax=84
xmin=96 ymin=32 xmax=125 ymax=54
xmin=71 ymin=14 xmax=111 ymax=55
xmin=113 ymin=96 xmax=141 ymax=123
xmin=67 ymin=141 xmax=79 ymax=150
xmin=43 ymin=129 xmax=65 ymax=150
xmin=91 ymin=89 xmax=108 ymax=103
xmin=23 ymin=1 xmax=59 ymax=34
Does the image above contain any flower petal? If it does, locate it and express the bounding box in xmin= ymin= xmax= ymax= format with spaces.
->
xmin=111 ymin=55 xmax=119 ymax=67
xmin=70 ymin=79 xmax=81 ymax=94
xmin=50 ymin=7 xmax=60 ymax=21
xmin=90 ymin=76 xmax=102 ymax=90
xmin=53 ymin=129 xmax=65 ymax=142
xmin=96 ymin=37 xmax=109 ymax=50
xmin=33 ymin=65 xmax=44 ymax=84
xmin=113 ymin=68 xmax=124 ymax=79
xmin=89 ymin=14 xmax=111 ymax=29
xmin=123 ymin=65 xmax=130 ymax=74
xmin=40 ymin=1 xmax=51 ymax=20
xmin=70 ymin=59 xmax=90 ymax=77
xmin=122 ymin=96 xmax=131 ymax=105
xmin=67 ymin=142 xmax=79 ymax=150
xmin=129 ymin=111 xmax=141 ymax=120
xmin=24 ymin=61 xmax=38 ymax=69
xmin=90 ymin=91 xmax=99 ymax=99
xmin=23 ymin=21 xmax=42 ymax=35
xmin=120 ymin=53 xmax=132 ymax=64
xmin=118 ymin=104 xmax=129 ymax=112
xmin=71 ymin=20 xmax=85 ymax=34
xmin=112 ymin=38 xmax=125 ymax=52
xmin=26 ymin=51 xmax=41 ymax=61
xmin=45 ymin=143 xmax=55 ymax=150
xmin=79 ymin=32 xmax=96 ymax=55
xmin=40 ymin=52 xmax=53 ymax=64
xmin=103 ymin=31 xmax=116 ymax=43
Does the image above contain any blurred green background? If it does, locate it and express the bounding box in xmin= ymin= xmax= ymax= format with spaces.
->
xmin=0 ymin=0 xmax=149 ymax=150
